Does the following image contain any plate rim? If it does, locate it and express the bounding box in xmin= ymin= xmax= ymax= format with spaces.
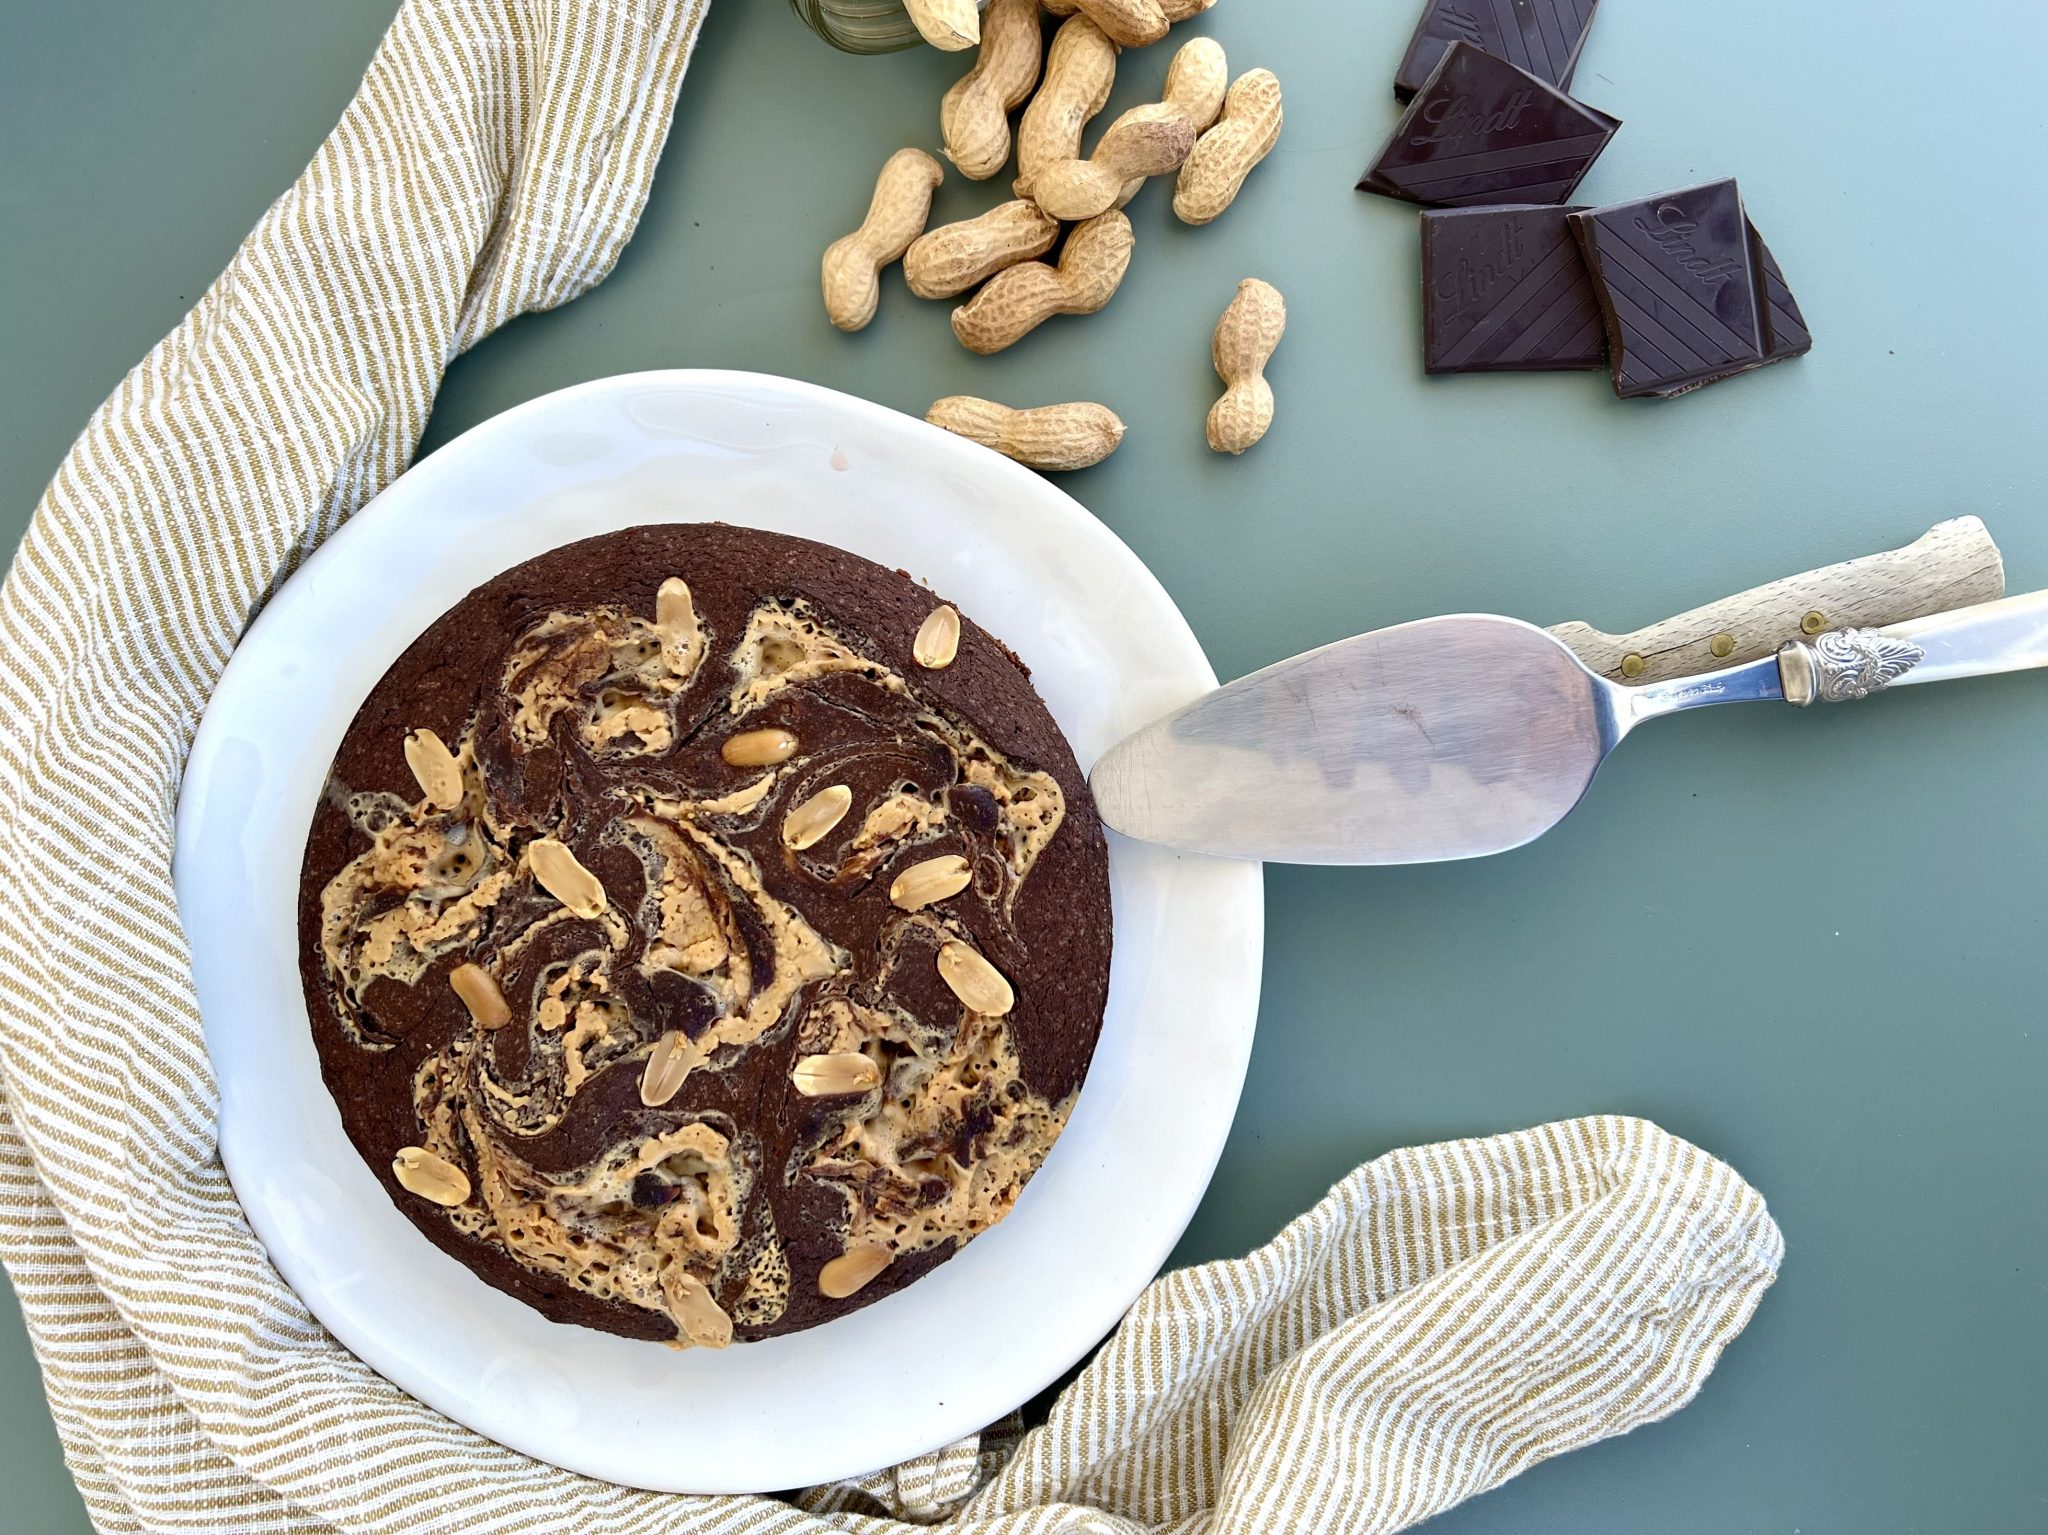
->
xmin=175 ymin=368 xmax=1264 ymax=1490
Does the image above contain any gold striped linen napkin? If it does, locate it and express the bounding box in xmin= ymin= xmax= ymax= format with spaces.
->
xmin=0 ymin=1 xmax=1783 ymax=1529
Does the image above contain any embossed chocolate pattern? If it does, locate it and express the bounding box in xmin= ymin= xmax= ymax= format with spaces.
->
xmin=1358 ymin=42 xmax=1619 ymax=209
xmin=1566 ymin=179 xmax=1797 ymax=399
xmin=298 ymin=524 xmax=1111 ymax=1345
xmin=1420 ymin=203 xmax=1605 ymax=373
xmin=1393 ymin=0 xmax=1600 ymax=101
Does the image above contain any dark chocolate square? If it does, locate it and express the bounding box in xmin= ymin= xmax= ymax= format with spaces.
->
xmin=1568 ymin=179 xmax=1769 ymax=398
xmin=1628 ymin=226 xmax=1812 ymax=396
xmin=1630 ymin=226 xmax=1812 ymax=396
xmin=1395 ymin=0 xmax=1602 ymax=100
xmin=1421 ymin=204 xmax=1605 ymax=373
xmin=1359 ymin=42 xmax=1621 ymax=208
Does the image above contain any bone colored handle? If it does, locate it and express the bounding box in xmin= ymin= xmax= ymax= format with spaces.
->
xmin=1777 ymin=589 xmax=2048 ymax=705
xmin=1548 ymin=517 xmax=2005 ymax=684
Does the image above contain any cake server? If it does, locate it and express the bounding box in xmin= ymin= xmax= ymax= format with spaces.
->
xmin=1091 ymin=545 xmax=2040 ymax=866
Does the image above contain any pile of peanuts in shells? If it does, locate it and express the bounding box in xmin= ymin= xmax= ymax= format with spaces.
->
xmin=820 ymin=0 xmax=1286 ymax=469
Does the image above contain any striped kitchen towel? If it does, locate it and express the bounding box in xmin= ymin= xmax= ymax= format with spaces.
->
xmin=0 ymin=0 xmax=1783 ymax=1530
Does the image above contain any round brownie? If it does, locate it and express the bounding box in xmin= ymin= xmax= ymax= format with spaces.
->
xmin=296 ymin=524 xmax=1111 ymax=1346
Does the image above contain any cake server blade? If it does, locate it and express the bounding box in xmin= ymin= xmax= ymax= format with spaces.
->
xmin=1087 ymin=592 xmax=2048 ymax=864
xmin=1090 ymin=613 xmax=1618 ymax=865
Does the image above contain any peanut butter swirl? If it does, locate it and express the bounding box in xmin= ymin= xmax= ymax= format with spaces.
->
xmin=307 ymin=552 xmax=1096 ymax=1348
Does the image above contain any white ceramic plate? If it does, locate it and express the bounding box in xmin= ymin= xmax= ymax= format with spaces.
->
xmin=175 ymin=371 xmax=1264 ymax=1493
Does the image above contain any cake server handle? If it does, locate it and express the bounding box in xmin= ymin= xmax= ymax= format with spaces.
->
xmin=1548 ymin=516 xmax=2004 ymax=683
xmin=1777 ymin=589 xmax=2048 ymax=704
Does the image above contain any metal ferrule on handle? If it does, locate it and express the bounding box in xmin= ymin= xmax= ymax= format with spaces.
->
xmin=1777 ymin=590 xmax=2048 ymax=705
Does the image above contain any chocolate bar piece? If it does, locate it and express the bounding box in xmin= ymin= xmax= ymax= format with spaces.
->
xmin=1569 ymin=180 xmax=1811 ymax=398
xmin=1632 ymin=228 xmax=1813 ymax=397
xmin=1358 ymin=42 xmax=1620 ymax=208
xmin=1394 ymin=0 xmax=1601 ymax=100
xmin=1421 ymin=204 xmax=1604 ymax=372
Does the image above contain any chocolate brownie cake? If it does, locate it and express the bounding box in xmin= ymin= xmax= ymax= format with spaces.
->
xmin=296 ymin=524 xmax=1112 ymax=1347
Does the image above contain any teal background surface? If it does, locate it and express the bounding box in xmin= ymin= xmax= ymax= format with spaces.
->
xmin=3 ymin=1 xmax=2045 ymax=1530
